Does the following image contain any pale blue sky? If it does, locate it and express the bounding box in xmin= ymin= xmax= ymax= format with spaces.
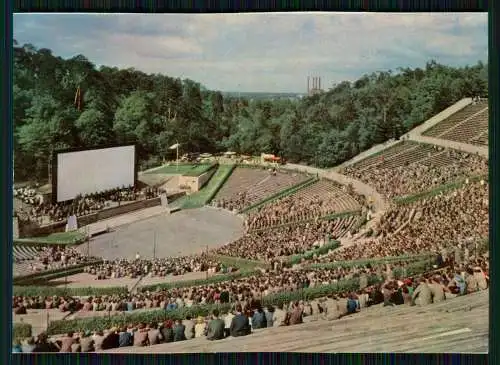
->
xmin=13 ymin=13 xmax=488 ymax=93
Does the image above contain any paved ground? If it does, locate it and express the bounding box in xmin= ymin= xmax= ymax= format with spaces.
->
xmin=78 ymin=206 xmax=244 ymax=260
xmin=106 ymin=289 xmax=488 ymax=353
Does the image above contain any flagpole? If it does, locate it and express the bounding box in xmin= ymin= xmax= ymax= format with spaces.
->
xmin=176 ymin=141 xmax=179 ymax=171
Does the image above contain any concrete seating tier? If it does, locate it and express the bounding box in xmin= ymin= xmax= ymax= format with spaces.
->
xmin=422 ymin=102 xmax=487 ymax=138
xmin=216 ymin=216 xmax=357 ymax=261
xmin=247 ymin=180 xmax=361 ymax=231
xmin=213 ymin=167 xmax=270 ymax=202
xmin=472 ymin=131 xmax=488 ymax=146
xmin=351 ymin=141 xmax=416 ymax=171
xmin=440 ymin=109 xmax=488 ymax=145
xmin=241 ymin=172 xmax=309 ymax=210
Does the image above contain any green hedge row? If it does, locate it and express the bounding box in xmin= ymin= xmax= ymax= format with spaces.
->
xmin=304 ymin=252 xmax=435 ymax=270
xmin=209 ymin=255 xmax=269 ymax=270
xmin=139 ymin=269 xmax=261 ymax=293
xmin=240 ymin=176 xmax=318 ymax=214
xmin=393 ymin=174 xmax=488 ymax=205
xmin=249 ymin=210 xmax=361 ymax=234
xmin=285 ymin=240 xmax=341 ymax=266
xmin=179 ymin=164 xmax=236 ymax=209
xmin=182 ymin=162 xmax=218 ymax=177
xmin=47 ymin=303 xmax=233 ymax=335
xmin=13 ymin=260 xmax=103 ymax=283
xmin=13 ymin=285 xmax=129 ymax=298
xmin=204 ymin=164 xmax=236 ymax=204
xmin=13 ymin=323 xmax=32 ymax=340
xmin=46 ymin=259 xmax=434 ymax=335
xmin=14 ymin=231 xmax=88 ymax=246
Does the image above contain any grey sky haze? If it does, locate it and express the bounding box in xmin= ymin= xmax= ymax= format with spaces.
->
xmin=13 ymin=13 xmax=488 ymax=93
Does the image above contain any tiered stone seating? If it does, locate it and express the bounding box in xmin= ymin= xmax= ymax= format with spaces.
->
xmin=216 ymin=215 xmax=358 ymax=261
xmin=288 ymin=179 xmax=361 ymax=213
xmin=343 ymin=142 xmax=487 ymax=199
xmin=422 ymin=102 xmax=487 ymax=138
xmin=213 ymin=167 xmax=269 ymax=202
xmin=246 ymin=180 xmax=361 ymax=231
xmin=242 ymin=172 xmax=309 ymax=210
xmin=440 ymin=108 xmax=488 ymax=145
xmin=472 ymin=130 xmax=488 ymax=146
xmin=13 ymin=245 xmax=40 ymax=261
xmin=350 ymin=141 xmax=416 ymax=171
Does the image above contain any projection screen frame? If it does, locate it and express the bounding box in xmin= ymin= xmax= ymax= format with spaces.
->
xmin=51 ymin=143 xmax=138 ymax=204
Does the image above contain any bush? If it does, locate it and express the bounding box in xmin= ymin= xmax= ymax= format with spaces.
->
xmin=13 ymin=323 xmax=32 ymax=340
xmin=13 ymin=285 xmax=129 ymax=298
xmin=393 ymin=174 xmax=487 ymax=205
xmin=13 ymin=260 xmax=103 ymax=283
xmin=250 ymin=210 xmax=360 ymax=234
xmin=304 ymin=253 xmax=435 ymax=270
xmin=14 ymin=231 xmax=87 ymax=246
xmin=183 ymin=162 xmax=218 ymax=177
xmin=139 ymin=270 xmax=260 ymax=293
xmin=285 ymin=240 xmax=341 ymax=266
xmin=178 ymin=164 xmax=235 ymax=209
xmin=210 ymin=255 xmax=269 ymax=270
xmin=47 ymin=303 xmax=233 ymax=335
xmin=45 ymin=259 xmax=435 ymax=335
xmin=240 ymin=176 xmax=317 ymax=214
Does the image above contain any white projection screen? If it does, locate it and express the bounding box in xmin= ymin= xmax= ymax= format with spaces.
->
xmin=54 ymin=145 xmax=136 ymax=202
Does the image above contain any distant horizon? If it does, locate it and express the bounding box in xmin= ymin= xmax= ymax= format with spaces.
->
xmin=14 ymin=13 xmax=487 ymax=93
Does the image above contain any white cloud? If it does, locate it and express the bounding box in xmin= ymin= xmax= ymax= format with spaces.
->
xmin=13 ymin=13 xmax=488 ymax=92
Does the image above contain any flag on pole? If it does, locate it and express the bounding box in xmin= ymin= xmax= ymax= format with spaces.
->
xmin=169 ymin=143 xmax=180 ymax=150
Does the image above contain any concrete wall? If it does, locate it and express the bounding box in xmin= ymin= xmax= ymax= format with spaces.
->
xmin=178 ymin=167 xmax=217 ymax=192
xmin=20 ymin=197 xmax=161 ymax=237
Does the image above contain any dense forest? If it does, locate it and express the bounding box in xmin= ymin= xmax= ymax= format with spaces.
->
xmin=13 ymin=41 xmax=488 ymax=182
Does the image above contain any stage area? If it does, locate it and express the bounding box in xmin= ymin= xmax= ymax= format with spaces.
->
xmin=79 ymin=207 xmax=244 ymax=260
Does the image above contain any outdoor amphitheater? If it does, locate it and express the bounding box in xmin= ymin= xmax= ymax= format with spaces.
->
xmin=12 ymin=97 xmax=489 ymax=353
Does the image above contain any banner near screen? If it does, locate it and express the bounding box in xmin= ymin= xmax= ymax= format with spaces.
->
xmin=56 ymin=145 xmax=135 ymax=202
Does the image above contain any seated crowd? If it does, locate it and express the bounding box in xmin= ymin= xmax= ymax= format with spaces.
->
xmin=13 ymin=247 xmax=489 ymax=352
xmin=343 ymin=148 xmax=487 ymax=199
xmin=316 ymin=180 xmax=488 ymax=263
xmin=215 ymin=219 xmax=355 ymax=261
xmin=15 ymin=186 xmax=162 ymax=225
xmin=11 ymin=151 xmax=490 ymax=353
xmin=83 ymin=256 xmax=230 ymax=280
xmin=244 ymin=183 xmax=364 ymax=231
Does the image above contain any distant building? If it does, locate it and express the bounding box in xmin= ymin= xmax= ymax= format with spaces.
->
xmin=307 ymin=76 xmax=323 ymax=96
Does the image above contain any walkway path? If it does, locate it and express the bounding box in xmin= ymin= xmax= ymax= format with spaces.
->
xmin=408 ymin=134 xmax=488 ymax=157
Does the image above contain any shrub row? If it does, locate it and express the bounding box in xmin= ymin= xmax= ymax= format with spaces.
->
xmin=182 ymin=162 xmax=218 ymax=177
xmin=249 ymin=210 xmax=360 ymax=234
xmin=393 ymin=174 xmax=488 ymax=205
xmin=13 ymin=260 xmax=103 ymax=283
xmin=46 ymin=259 xmax=434 ymax=335
xmin=13 ymin=323 xmax=32 ymax=340
xmin=47 ymin=303 xmax=233 ymax=335
xmin=285 ymin=240 xmax=341 ymax=266
xmin=209 ymin=255 xmax=269 ymax=270
xmin=14 ymin=231 xmax=88 ymax=246
xmin=179 ymin=164 xmax=236 ymax=209
xmin=139 ymin=269 xmax=261 ymax=293
xmin=240 ymin=176 xmax=317 ymax=214
xmin=304 ymin=253 xmax=435 ymax=270
xmin=13 ymin=285 xmax=129 ymax=298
